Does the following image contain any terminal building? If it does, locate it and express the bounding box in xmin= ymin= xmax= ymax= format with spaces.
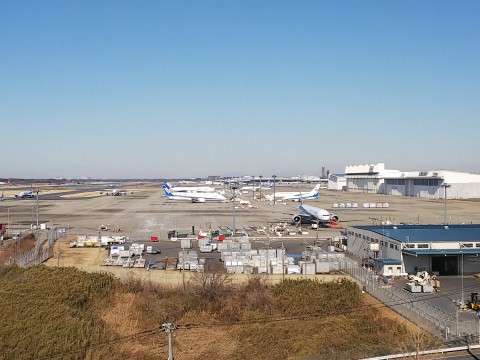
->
xmin=346 ymin=224 xmax=480 ymax=276
xmin=335 ymin=163 xmax=480 ymax=199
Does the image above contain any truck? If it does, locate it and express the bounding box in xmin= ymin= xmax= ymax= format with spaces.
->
xmin=146 ymin=246 xmax=159 ymax=254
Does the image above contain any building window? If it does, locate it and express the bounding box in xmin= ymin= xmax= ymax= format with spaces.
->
xmin=390 ymin=244 xmax=394 ymax=249
xmin=417 ymin=244 xmax=429 ymax=249
xmin=403 ymin=244 xmax=415 ymax=249
xmin=461 ymin=243 xmax=474 ymax=248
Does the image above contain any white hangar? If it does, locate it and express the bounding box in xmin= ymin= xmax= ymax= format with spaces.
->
xmin=342 ymin=163 xmax=480 ymax=199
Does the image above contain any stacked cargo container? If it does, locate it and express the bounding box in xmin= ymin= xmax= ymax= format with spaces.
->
xmin=177 ymin=250 xmax=199 ymax=271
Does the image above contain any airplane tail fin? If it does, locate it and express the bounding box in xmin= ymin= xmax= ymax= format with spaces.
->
xmin=165 ymin=182 xmax=174 ymax=189
xmin=162 ymin=185 xmax=173 ymax=196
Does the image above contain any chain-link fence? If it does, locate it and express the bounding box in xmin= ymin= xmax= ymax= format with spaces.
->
xmin=339 ymin=258 xmax=456 ymax=341
xmin=4 ymin=227 xmax=59 ymax=267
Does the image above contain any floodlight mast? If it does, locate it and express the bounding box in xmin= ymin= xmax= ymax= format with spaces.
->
xmin=231 ymin=183 xmax=239 ymax=237
xmin=441 ymin=183 xmax=451 ymax=224
xmin=272 ymin=175 xmax=277 ymax=205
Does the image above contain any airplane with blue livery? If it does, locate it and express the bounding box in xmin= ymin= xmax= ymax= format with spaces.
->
xmin=163 ymin=185 xmax=227 ymax=203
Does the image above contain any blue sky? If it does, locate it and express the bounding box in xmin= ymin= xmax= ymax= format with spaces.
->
xmin=1 ymin=1 xmax=479 ymax=179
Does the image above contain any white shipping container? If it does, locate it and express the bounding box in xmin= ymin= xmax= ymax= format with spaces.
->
xmin=131 ymin=247 xmax=143 ymax=256
xmin=270 ymin=265 xmax=284 ymax=274
xmin=181 ymin=239 xmax=192 ymax=249
xmin=329 ymin=260 xmax=340 ymax=271
xmin=199 ymin=245 xmax=213 ymax=253
xmin=287 ymin=265 xmax=301 ymax=274
xmin=258 ymin=266 xmax=268 ymax=274
xmin=315 ymin=260 xmax=330 ymax=273
xmin=302 ymin=262 xmax=316 ymax=275
xmin=119 ymin=250 xmax=133 ymax=258
xmin=276 ymin=249 xmax=286 ymax=257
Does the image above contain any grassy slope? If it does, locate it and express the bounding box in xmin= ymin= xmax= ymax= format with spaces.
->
xmin=0 ymin=266 xmax=442 ymax=360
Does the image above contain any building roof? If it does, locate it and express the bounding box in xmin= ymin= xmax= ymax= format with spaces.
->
xmin=351 ymin=224 xmax=480 ymax=243
xmin=374 ymin=258 xmax=402 ymax=264
xmin=403 ymin=249 xmax=480 ymax=256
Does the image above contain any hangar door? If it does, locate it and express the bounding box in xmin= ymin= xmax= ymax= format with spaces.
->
xmin=432 ymin=256 xmax=458 ymax=275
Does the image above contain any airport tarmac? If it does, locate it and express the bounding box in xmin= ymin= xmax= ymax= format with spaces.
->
xmin=2 ymin=182 xmax=480 ymax=241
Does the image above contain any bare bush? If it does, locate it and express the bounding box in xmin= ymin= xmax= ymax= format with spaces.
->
xmin=189 ymin=270 xmax=232 ymax=302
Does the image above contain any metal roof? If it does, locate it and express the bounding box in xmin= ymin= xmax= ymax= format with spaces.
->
xmin=352 ymin=224 xmax=480 ymax=243
xmin=374 ymin=258 xmax=402 ymax=264
xmin=403 ymin=249 xmax=480 ymax=256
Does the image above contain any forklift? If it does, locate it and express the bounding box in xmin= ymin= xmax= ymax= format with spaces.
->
xmin=467 ymin=293 xmax=480 ymax=311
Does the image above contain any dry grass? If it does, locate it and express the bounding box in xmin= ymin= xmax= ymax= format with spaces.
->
xmin=0 ymin=266 xmax=442 ymax=360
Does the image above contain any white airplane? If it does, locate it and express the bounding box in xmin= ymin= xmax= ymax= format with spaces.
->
xmin=241 ymin=182 xmax=273 ymax=191
xmin=100 ymin=188 xmax=127 ymax=196
xmin=265 ymin=185 xmax=320 ymax=202
xmin=0 ymin=190 xmax=4 ymax=201
xmin=163 ymin=185 xmax=227 ymax=203
xmin=15 ymin=191 xmax=35 ymax=199
xmin=164 ymin=181 xmax=216 ymax=193
xmin=292 ymin=204 xmax=339 ymax=226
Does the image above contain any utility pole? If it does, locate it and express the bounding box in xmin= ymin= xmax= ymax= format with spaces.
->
xmin=35 ymin=188 xmax=40 ymax=230
xmin=182 ymin=246 xmax=185 ymax=289
xmin=57 ymin=235 xmax=61 ymax=267
xmin=162 ymin=323 xmax=175 ymax=360
xmin=477 ymin=312 xmax=480 ymax=344
xmin=281 ymin=241 xmax=285 ymax=281
xmin=265 ymin=235 xmax=270 ymax=275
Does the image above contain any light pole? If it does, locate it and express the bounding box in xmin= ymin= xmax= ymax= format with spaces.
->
xmin=460 ymin=244 xmax=465 ymax=305
xmin=231 ymin=183 xmax=239 ymax=237
xmin=272 ymin=175 xmax=277 ymax=205
xmin=259 ymin=175 xmax=262 ymax=201
xmin=442 ymin=183 xmax=451 ymax=224
xmin=252 ymin=175 xmax=255 ymax=200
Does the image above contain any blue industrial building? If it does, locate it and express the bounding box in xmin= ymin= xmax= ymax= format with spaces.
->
xmin=346 ymin=224 xmax=480 ymax=276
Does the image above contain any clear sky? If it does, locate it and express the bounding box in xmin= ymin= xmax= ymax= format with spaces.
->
xmin=1 ymin=1 xmax=479 ymax=179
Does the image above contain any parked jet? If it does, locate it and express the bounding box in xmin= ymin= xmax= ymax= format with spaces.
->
xmin=292 ymin=204 xmax=339 ymax=227
xmin=0 ymin=190 xmax=4 ymax=201
xmin=265 ymin=185 xmax=320 ymax=202
xmin=241 ymin=182 xmax=273 ymax=191
xmin=164 ymin=181 xmax=216 ymax=193
xmin=15 ymin=191 xmax=35 ymax=199
xmin=163 ymin=185 xmax=226 ymax=203
xmin=100 ymin=188 xmax=127 ymax=196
